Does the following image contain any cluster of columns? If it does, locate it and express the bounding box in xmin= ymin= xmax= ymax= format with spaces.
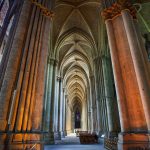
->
xmin=102 ymin=1 xmax=150 ymax=149
xmin=44 ymin=59 xmax=69 ymax=143
xmin=0 ymin=0 xmax=150 ymax=150
xmin=0 ymin=0 xmax=51 ymax=149
xmin=94 ymin=54 xmax=120 ymax=137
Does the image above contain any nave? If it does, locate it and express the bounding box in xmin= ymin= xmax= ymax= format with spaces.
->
xmin=0 ymin=0 xmax=150 ymax=150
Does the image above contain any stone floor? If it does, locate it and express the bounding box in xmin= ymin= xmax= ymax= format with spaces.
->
xmin=55 ymin=133 xmax=80 ymax=145
xmin=45 ymin=145 xmax=105 ymax=150
xmin=44 ymin=133 xmax=105 ymax=150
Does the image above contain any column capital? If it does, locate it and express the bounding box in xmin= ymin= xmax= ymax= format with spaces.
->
xmin=62 ymin=87 xmax=65 ymax=92
xmin=29 ymin=0 xmax=54 ymax=19
xmin=101 ymin=1 xmax=136 ymax=21
xmin=47 ymin=57 xmax=58 ymax=66
xmin=56 ymin=76 xmax=63 ymax=82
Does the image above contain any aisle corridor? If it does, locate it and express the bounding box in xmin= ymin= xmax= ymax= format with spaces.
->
xmin=45 ymin=145 xmax=104 ymax=150
xmin=45 ymin=133 xmax=105 ymax=150
xmin=1 ymin=0 xmax=150 ymax=149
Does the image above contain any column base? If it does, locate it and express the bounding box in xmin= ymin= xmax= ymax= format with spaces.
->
xmin=107 ymin=131 xmax=118 ymax=138
xmin=0 ymin=142 xmax=5 ymax=150
xmin=66 ymin=130 xmax=72 ymax=135
xmin=118 ymin=132 xmax=150 ymax=150
xmin=0 ymin=133 xmax=12 ymax=150
xmin=54 ymin=131 xmax=61 ymax=140
xmin=0 ymin=133 xmax=44 ymax=150
xmin=43 ymin=132 xmax=54 ymax=144
xmin=104 ymin=132 xmax=118 ymax=150
xmin=61 ymin=131 xmax=66 ymax=138
xmin=97 ymin=131 xmax=104 ymax=137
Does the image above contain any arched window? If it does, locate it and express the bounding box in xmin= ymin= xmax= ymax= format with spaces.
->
xmin=0 ymin=0 xmax=15 ymax=62
xmin=74 ymin=108 xmax=81 ymax=129
xmin=0 ymin=0 xmax=9 ymax=61
xmin=0 ymin=0 xmax=9 ymax=27
xmin=0 ymin=15 xmax=14 ymax=58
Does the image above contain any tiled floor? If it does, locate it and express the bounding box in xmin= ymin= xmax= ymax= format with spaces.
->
xmin=44 ymin=133 xmax=105 ymax=150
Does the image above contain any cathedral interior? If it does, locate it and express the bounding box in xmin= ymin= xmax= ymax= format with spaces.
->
xmin=0 ymin=0 xmax=150 ymax=150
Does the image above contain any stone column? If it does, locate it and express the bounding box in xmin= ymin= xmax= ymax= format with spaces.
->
xmin=104 ymin=16 xmax=129 ymax=133
xmin=121 ymin=9 xmax=150 ymax=131
xmin=66 ymin=96 xmax=72 ymax=135
xmin=60 ymin=88 xmax=66 ymax=138
xmin=82 ymin=98 xmax=88 ymax=131
xmin=43 ymin=58 xmax=57 ymax=144
xmin=53 ymin=74 xmax=59 ymax=137
xmin=20 ymin=4 xmax=44 ymax=132
xmin=54 ymin=76 xmax=62 ymax=140
xmin=103 ymin=97 xmax=109 ymax=133
xmin=14 ymin=4 xmax=42 ymax=134
xmin=30 ymin=14 xmax=50 ymax=141
xmin=43 ymin=59 xmax=54 ymax=132
xmin=49 ymin=59 xmax=57 ymax=143
xmin=60 ymin=88 xmax=65 ymax=137
xmin=102 ymin=1 xmax=150 ymax=149
xmin=89 ymin=75 xmax=97 ymax=133
xmin=0 ymin=0 xmax=31 ymax=131
xmin=87 ymin=86 xmax=91 ymax=132
xmin=62 ymin=93 xmax=67 ymax=137
xmin=94 ymin=56 xmax=105 ymax=135
xmin=0 ymin=1 xmax=32 ymax=149
xmin=102 ymin=55 xmax=120 ymax=137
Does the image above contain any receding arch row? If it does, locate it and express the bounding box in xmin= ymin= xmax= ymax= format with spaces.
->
xmin=54 ymin=28 xmax=97 ymax=58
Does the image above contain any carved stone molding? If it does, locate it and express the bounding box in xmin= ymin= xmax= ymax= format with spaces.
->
xmin=30 ymin=0 xmax=54 ymax=18
xmin=56 ymin=76 xmax=63 ymax=82
xmin=101 ymin=1 xmax=136 ymax=20
xmin=47 ymin=57 xmax=55 ymax=65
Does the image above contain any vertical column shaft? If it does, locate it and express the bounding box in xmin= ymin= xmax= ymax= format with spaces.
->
xmin=122 ymin=10 xmax=150 ymax=130
xmin=90 ymin=75 xmax=97 ymax=132
xmin=15 ymin=4 xmax=42 ymax=131
xmin=0 ymin=0 xmax=31 ymax=131
xmin=44 ymin=59 xmax=54 ymax=132
xmin=102 ymin=56 xmax=120 ymax=135
xmin=29 ymin=17 xmax=50 ymax=132
xmin=105 ymin=20 xmax=129 ymax=131
xmin=102 ymin=2 xmax=150 ymax=148
xmin=54 ymin=77 xmax=62 ymax=140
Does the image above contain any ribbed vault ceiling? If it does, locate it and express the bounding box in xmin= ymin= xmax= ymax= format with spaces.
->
xmin=53 ymin=0 xmax=101 ymax=110
xmin=53 ymin=0 xmax=150 ymax=111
